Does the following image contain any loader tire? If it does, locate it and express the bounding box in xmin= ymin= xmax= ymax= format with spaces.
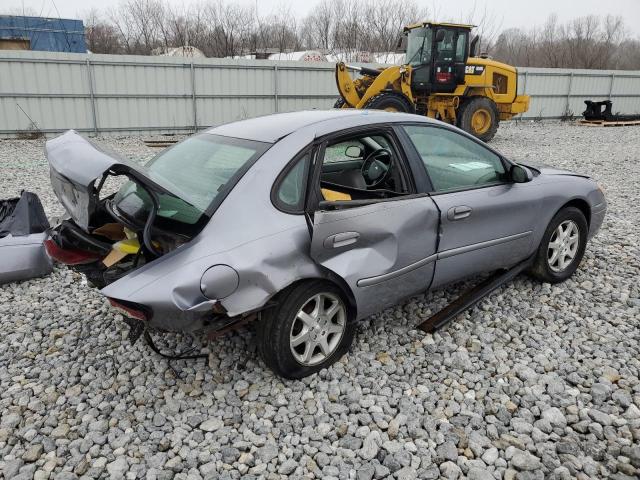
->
xmin=457 ymin=97 xmax=499 ymax=142
xmin=333 ymin=98 xmax=347 ymax=108
xmin=363 ymin=92 xmax=415 ymax=113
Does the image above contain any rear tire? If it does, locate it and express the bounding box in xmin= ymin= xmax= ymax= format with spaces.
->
xmin=333 ymin=97 xmax=347 ymax=108
xmin=457 ymin=97 xmax=499 ymax=142
xmin=363 ymin=92 xmax=415 ymax=113
xmin=528 ymin=207 xmax=588 ymax=284
xmin=256 ymin=281 xmax=356 ymax=379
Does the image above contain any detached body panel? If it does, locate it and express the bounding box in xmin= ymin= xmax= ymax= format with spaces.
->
xmin=0 ymin=191 xmax=52 ymax=285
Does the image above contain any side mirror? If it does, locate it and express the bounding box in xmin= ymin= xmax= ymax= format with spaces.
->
xmin=510 ymin=164 xmax=533 ymax=183
xmin=395 ymin=34 xmax=407 ymax=53
xmin=345 ymin=145 xmax=363 ymax=158
xmin=435 ymin=29 xmax=446 ymax=42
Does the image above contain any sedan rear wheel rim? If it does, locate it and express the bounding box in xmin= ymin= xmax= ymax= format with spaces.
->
xmin=547 ymin=220 xmax=580 ymax=272
xmin=290 ymin=292 xmax=346 ymax=366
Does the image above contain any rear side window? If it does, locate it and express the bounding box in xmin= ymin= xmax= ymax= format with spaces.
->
xmin=455 ymin=33 xmax=467 ymax=61
xmin=273 ymin=152 xmax=310 ymax=213
xmin=402 ymin=125 xmax=506 ymax=192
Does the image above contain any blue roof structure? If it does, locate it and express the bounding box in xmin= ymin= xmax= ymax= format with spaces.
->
xmin=0 ymin=15 xmax=86 ymax=53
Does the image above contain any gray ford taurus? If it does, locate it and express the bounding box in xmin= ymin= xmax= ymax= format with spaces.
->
xmin=45 ymin=110 xmax=606 ymax=378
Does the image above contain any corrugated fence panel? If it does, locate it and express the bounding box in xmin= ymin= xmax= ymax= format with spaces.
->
xmin=0 ymin=51 xmax=639 ymax=136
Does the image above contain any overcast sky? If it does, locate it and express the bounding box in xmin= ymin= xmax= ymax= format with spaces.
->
xmin=9 ymin=0 xmax=640 ymax=37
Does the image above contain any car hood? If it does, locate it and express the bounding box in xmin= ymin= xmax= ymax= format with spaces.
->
xmin=46 ymin=130 xmax=183 ymax=231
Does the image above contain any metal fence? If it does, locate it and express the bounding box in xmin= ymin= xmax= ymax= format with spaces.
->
xmin=1 ymin=50 xmax=639 ymax=137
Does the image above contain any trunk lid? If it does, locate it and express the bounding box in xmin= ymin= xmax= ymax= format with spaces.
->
xmin=46 ymin=130 xmax=181 ymax=231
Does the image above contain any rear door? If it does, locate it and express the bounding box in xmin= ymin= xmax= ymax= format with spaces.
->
xmin=308 ymin=127 xmax=440 ymax=319
xmin=398 ymin=124 xmax=542 ymax=287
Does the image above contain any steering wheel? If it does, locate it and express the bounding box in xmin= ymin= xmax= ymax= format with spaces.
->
xmin=361 ymin=148 xmax=392 ymax=188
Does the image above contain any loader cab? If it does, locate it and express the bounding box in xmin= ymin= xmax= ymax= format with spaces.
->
xmin=404 ymin=22 xmax=472 ymax=94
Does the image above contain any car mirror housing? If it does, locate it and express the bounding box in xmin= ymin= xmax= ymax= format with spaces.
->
xmin=510 ymin=164 xmax=533 ymax=183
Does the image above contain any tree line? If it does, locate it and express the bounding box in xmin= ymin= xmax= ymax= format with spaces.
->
xmin=84 ymin=0 xmax=432 ymax=61
xmin=493 ymin=14 xmax=640 ymax=70
xmin=6 ymin=0 xmax=640 ymax=69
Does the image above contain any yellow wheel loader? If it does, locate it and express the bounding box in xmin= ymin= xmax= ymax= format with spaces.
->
xmin=334 ymin=22 xmax=530 ymax=142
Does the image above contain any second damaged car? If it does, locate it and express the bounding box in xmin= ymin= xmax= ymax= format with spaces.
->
xmin=46 ymin=111 xmax=606 ymax=379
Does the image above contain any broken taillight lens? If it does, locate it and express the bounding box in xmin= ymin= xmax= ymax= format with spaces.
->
xmin=107 ymin=298 xmax=149 ymax=321
xmin=44 ymin=239 xmax=102 ymax=265
xmin=436 ymin=72 xmax=454 ymax=83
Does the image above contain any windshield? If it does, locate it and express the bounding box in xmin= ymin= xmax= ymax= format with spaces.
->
xmin=112 ymin=134 xmax=270 ymax=226
xmin=405 ymin=27 xmax=432 ymax=66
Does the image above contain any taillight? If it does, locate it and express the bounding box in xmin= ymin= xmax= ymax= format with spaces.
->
xmin=436 ymin=72 xmax=454 ymax=83
xmin=108 ymin=298 xmax=148 ymax=321
xmin=44 ymin=239 xmax=101 ymax=265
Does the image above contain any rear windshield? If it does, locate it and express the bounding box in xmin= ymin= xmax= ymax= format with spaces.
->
xmin=112 ymin=134 xmax=270 ymax=225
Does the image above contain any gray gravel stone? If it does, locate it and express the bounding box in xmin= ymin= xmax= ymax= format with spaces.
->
xmin=360 ymin=431 xmax=381 ymax=460
xmin=22 ymin=444 xmax=44 ymax=462
xmin=541 ymin=407 xmax=567 ymax=428
xmin=200 ymin=418 xmax=224 ymax=432
xmin=436 ymin=441 xmax=458 ymax=463
xmin=278 ymin=459 xmax=298 ymax=475
xmin=106 ymin=457 xmax=128 ymax=479
xmin=511 ymin=451 xmax=542 ymax=471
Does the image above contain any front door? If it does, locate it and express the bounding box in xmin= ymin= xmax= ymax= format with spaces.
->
xmin=432 ymin=29 xmax=468 ymax=93
xmin=398 ymin=124 xmax=542 ymax=287
xmin=308 ymin=128 xmax=440 ymax=319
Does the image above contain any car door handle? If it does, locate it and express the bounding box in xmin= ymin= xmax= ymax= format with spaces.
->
xmin=324 ymin=232 xmax=360 ymax=249
xmin=447 ymin=205 xmax=472 ymax=221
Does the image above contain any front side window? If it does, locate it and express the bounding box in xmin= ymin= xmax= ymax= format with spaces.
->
xmin=406 ymin=27 xmax=432 ymax=66
xmin=402 ymin=125 xmax=506 ymax=192
xmin=113 ymin=134 xmax=270 ymax=225
xmin=319 ymin=132 xmax=410 ymax=202
xmin=324 ymin=140 xmax=365 ymax=164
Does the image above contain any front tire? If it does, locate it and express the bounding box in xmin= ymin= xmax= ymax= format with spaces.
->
xmin=457 ymin=97 xmax=499 ymax=142
xmin=333 ymin=97 xmax=347 ymax=108
xmin=363 ymin=92 xmax=415 ymax=113
xmin=256 ymin=281 xmax=356 ymax=379
xmin=528 ymin=206 xmax=588 ymax=283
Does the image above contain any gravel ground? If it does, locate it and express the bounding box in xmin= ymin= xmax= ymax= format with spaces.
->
xmin=1 ymin=121 xmax=639 ymax=480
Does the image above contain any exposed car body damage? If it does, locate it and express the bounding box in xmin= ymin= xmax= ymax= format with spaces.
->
xmin=45 ymin=110 xmax=606 ymax=350
xmin=0 ymin=191 xmax=52 ymax=284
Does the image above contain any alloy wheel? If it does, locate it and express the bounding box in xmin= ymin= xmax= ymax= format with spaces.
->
xmin=289 ymin=292 xmax=347 ymax=366
xmin=547 ymin=220 xmax=580 ymax=272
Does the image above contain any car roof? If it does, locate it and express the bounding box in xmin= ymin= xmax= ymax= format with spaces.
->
xmin=205 ymin=110 xmax=435 ymax=143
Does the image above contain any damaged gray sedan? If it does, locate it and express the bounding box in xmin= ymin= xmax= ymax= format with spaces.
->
xmin=45 ymin=110 xmax=606 ymax=378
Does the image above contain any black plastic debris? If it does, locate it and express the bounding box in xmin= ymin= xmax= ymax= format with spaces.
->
xmin=0 ymin=191 xmax=50 ymax=238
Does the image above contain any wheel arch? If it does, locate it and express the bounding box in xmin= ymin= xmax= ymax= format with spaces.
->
xmin=363 ymin=91 xmax=415 ymax=113
xmin=265 ymin=273 xmax=358 ymax=320
xmin=557 ymin=198 xmax=591 ymax=228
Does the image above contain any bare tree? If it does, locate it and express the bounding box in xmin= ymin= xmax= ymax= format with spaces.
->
xmin=85 ymin=9 xmax=123 ymax=54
